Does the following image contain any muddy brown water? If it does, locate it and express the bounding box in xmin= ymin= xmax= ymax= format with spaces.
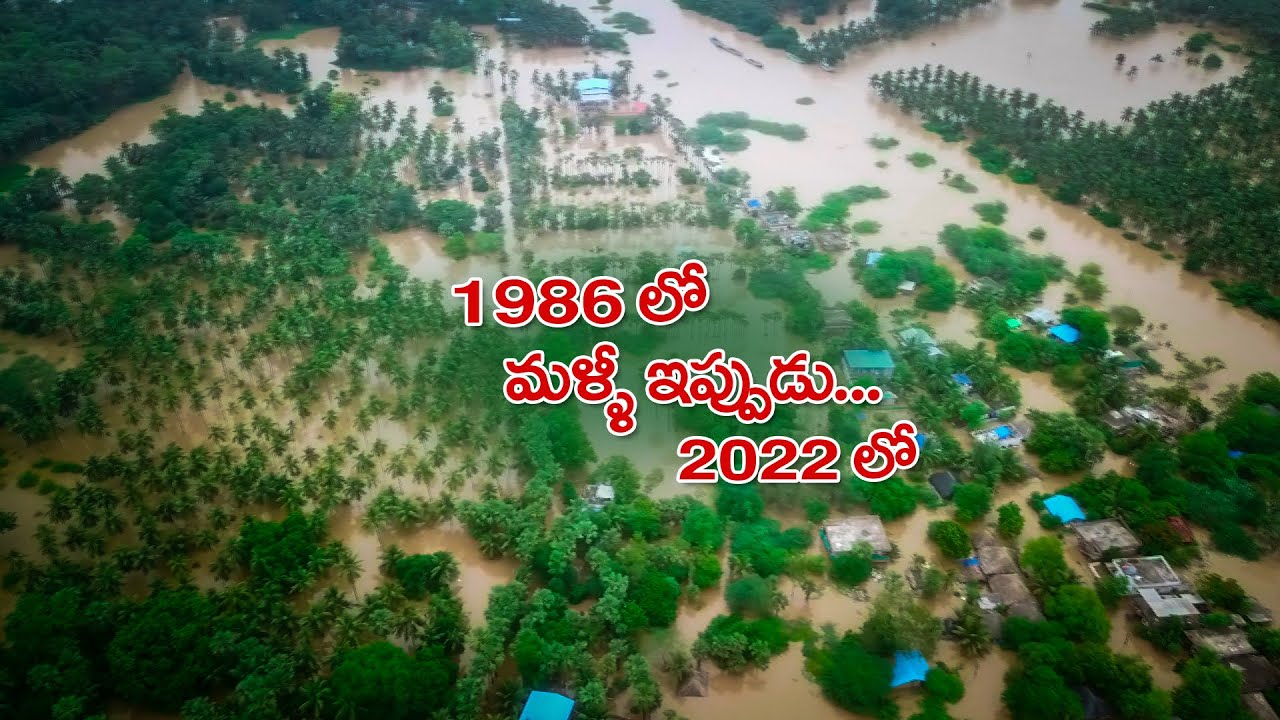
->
xmin=5 ymin=4 xmax=1280 ymax=719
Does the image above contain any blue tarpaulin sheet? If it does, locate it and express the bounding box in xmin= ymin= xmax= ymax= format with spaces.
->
xmin=1049 ymin=325 xmax=1081 ymax=344
xmin=952 ymin=373 xmax=972 ymax=386
xmin=1044 ymin=495 xmax=1086 ymax=524
xmin=520 ymin=692 xmax=575 ymax=720
xmin=993 ymin=425 xmax=1013 ymax=440
xmin=891 ymin=650 xmax=929 ymax=688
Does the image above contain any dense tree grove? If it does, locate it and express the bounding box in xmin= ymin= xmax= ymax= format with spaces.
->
xmin=871 ymin=62 xmax=1280 ymax=310
xmin=0 ymin=0 xmax=611 ymax=163
xmin=0 ymin=0 xmax=207 ymax=161
xmin=675 ymin=0 xmax=991 ymax=65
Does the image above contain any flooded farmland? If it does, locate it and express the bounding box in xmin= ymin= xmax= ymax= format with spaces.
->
xmin=4 ymin=1 xmax=1280 ymax=720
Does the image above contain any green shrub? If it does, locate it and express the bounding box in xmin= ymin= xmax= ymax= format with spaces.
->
xmin=17 ymin=470 xmax=39 ymax=489
xmin=906 ymin=152 xmax=936 ymax=167
xmin=928 ymin=520 xmax=972 ymax=559
xmin=829 ymin=544 xmax=875 ymax=586
xmin=851 ymin=220 xmax=882 ymax=234
xmin=1185 ymin=31 xmax=1214 ymax=53
xmin=1203 ymin=53 xmax=1224 ymax=70
xmin=945 ymin=174 xmax=978 ymax=193
xmin=972 ymin=201 xmax=1008 ymax=225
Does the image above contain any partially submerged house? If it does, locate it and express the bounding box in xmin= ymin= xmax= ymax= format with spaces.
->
xmin=977 ymin=545 xmax=1018 ymax=577
xmin=815 ymin=230 xmax=850 ymax=251
xmin=783 ymin=229 xmax=812 ymax=250
xmin=929 ymin=471 xmax=958 ymax=500
xmin=822 ymin=516 xmax=892 ymax=559
xmin=576 ymin=77 xmax=613 ymax=106
xmin=1187 ymin=627 xmax=1257 ymax=659
xmin=897 ymin=280 xmax=918 ymax=294
xmin=758 ymin=210 xmax=792 ymax=231
xmin=1100 ymin=409 xmax=1138 ymax=435
xmin=1244 ymin=693 xmax=1280 ymax=720
xmin=1024 ymin=307 xmax=1058 ymax=326
xmin=823 ymin=307 xmax=853 ymax=335
xmin=842 ymin=349 xmax=895 ymax=381
xmin=988 ymin=573 xmax=1041 ymax=620
xmin=1132 ymin=587 xmax=1204 ymax=626
xmin=1073 ymin=518 xmax=1141 ymax=560
xmin=898 ymin=327 xmax=945 ymax=358
xmin=952 ymin=373 xmax=974 ymax=394
xmin=1246 ymin=598 xmax=1274 ymax=626
xmin=865 ymin=251 xmax=885 ymax=266
xmin=1092 ymin=556 xmax=1181 ymax=593
xmin=1104 ymin=349 xmax=1146 ymax=375
xmin=1230 ymin=654 xmax=1280 ymax=694
xmin=520 ymin=692 xmax=575 ymax=720
xmin=585 ymin=484 xmax=615 ymax=511
xmin=972 ymin=423 xmax=1025 ymax=448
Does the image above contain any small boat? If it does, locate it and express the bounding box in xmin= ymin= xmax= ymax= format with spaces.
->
xmin=710 ymin=37 xmax=726 ymax=49
xmin=820 ymin=62 xmax=836 ymax=72
xmin=746 ymin=58 xmax=763 ymax=68
xmin=786 ymin=52 xmax=805 ymax=64
xmin=725 ymin=47 xmax=743 ymax=57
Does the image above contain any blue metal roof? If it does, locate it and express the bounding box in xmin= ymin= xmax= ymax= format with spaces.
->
xmin=1044 ymin=494 xmax=1086 ymax=523
xmin=915 ymin=433 xmax=926 ymax=448
xmin=746 ymin=198 xmax=762 ymax=208
xmin=842 ymin=349 xmax=895 ymax=370
xmin=993 ymin=425 xmax=1013 ymax=440
xmin=577 ymin=77 xmax=612 ymax=93
xmin=520 ymin=692 xmax=575 ymax=720
xmin=1229 ymin=450 xmax=1245 ymax=459
xmin=1049 ymin=324 xmax=1081 ymax=344
xmin=952 ymin=373 xmax=972 ymax=386
xmin=866 ymin=251 xmax=885 ymax=266
xmin=891 ymin=650 xmax=929 ymax=688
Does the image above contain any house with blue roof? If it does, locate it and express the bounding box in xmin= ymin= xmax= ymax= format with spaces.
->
xmin=1049 ymin=324 xmax=1081 ymax=344
xmin=952 ymin=373 xmax=973 ymax=394
xmin=743 ymin=198 xmax=763 ymax=213
xmin=1043 ymin=494 xmax=1086 ymax=524
xmin=576 ymin=77 xmax=612 ymax=105
xmin=890 ymin=650 xmax=930 ymax=688
xmin=865 ymin=251 xmax=885 ymax=266
xmin=520 ymin=691 xmax=575 ymax=720
xmin=842 ymin=349 xmax=895 ymax=381
xmin=971 ymin=423 xmax=1024 ymax=448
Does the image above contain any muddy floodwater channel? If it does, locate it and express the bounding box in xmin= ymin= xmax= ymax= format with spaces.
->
xmin=6 ymin=2 xmax=1280 ymax=720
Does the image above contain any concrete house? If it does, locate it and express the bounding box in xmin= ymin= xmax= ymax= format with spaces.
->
xmin=1073 ymin=518 xmax=1141 ymax=560
xmin=972 ymin=423 xmax=1025 ymax=448
xmin=842 ymin=349 xmax=895 ymax=381
xmin=822 ymin=516 xmax=892 ymax=559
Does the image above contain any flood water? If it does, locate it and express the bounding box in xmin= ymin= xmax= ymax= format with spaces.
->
xmin=6 ymin=3 xmax=1280 ymax=719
